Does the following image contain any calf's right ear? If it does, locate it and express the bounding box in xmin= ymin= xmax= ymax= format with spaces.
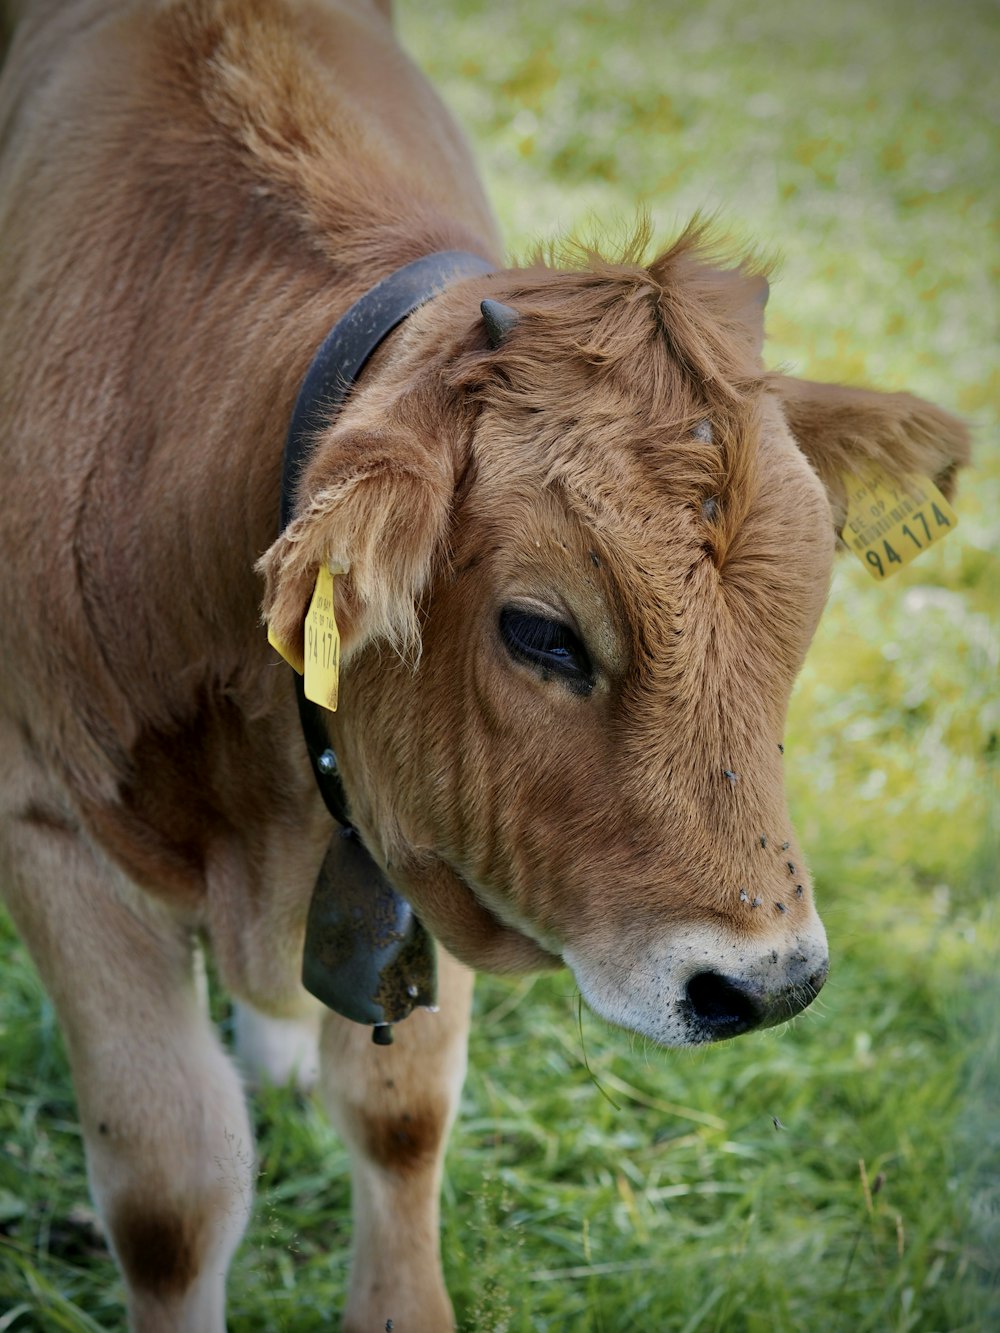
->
xmin=258 ymin=427 xmax=455 ymax=668
xmin=770 ymin=375 xmax=971 ymax=531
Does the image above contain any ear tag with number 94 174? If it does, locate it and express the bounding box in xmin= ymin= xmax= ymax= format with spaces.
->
xmin=267 ymin=564 xmax=343 ymax=710
xmin=843 ymin=472 xmax=957 ymax=581
xmin=303 ymin=566 xmax=341 ymax=711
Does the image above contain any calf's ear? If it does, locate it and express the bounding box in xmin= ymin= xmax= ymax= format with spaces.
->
xmin=770 ymin=375 xmax=971 ymax=531
xmin=258 ymin=427 xmax=455 ymax=667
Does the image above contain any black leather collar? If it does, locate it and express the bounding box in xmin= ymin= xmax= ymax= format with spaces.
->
xmin=278 ymin=251 xmax=494 ymax=826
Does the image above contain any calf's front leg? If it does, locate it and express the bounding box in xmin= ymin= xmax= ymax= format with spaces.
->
xmin=320 ymin=950 xmax=474 ymax=1332
xmin=0 ymin=798 xmax=253 ymax=1333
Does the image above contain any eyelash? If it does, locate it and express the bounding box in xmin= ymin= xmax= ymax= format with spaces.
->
xmin=498 ymin=607 xmax=593 ymax=694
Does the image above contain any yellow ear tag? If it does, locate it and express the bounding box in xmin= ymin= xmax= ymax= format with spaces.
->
xmin=267 ymin=621 xmax=302 ymax=673
xmin=303 ymin=565 xmax=342 ymax=711
xmin=843 ymin=471 xmax=958 ymax=581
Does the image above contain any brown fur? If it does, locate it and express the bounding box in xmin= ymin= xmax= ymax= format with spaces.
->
xmin=361 ymin=1104 xmax=447 ymax=1175
xmin=0 ymin=1 xmax=970 ymax=1328
xmin=111 ymin=1204 xmax=201 ymax=1299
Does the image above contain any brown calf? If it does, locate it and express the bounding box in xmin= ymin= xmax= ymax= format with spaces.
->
xmin=0 ymin=0 xmax=969 ymax=1329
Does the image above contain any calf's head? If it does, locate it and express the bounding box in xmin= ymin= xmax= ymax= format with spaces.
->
xmin=261 ymin=231 xmax=969 ymax=1046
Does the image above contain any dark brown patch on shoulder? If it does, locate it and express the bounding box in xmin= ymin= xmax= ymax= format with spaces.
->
xmin=363 ymin=1105 xmax=444 ymax=1175
xmin=111 ymin=1203 xmax=200 ymax=1297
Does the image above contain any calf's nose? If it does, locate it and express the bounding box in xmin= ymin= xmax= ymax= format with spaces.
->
xmin=685 ymin=970 xmax=763 ymax=1037
xmin=684 ymin=955 xmax=828 ymax=1040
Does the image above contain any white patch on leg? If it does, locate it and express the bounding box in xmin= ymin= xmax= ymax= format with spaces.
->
xmin=233 ymin=1002 xmax=321 ymax=1091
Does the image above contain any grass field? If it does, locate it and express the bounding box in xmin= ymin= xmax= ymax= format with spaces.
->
xmin=1 ymin=0 xmax=997 ymax=1329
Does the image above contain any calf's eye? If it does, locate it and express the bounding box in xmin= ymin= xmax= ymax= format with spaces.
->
xmin=499 ymin=607 xmax=593 ymax=693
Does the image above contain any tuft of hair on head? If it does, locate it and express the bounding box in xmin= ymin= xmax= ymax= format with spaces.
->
xmin=451 ymin=214 xmax=771 ymax=412
xmin=643 ymin=216 xmax=773 ymax=401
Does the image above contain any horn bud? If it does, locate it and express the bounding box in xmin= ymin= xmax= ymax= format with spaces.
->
xmin=480 ymin=298 xmax=519 ymax=348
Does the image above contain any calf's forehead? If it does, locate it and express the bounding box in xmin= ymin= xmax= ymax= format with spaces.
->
xmin=463 ymin=391 xmax=834 ymax=665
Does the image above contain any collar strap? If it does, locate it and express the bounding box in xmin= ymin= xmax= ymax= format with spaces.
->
xmin=279 ymin=250 xmax=494 ymax=823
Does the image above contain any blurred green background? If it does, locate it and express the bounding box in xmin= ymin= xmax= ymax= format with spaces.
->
xmin=1 ymin=0 xmax=997 ymax=1329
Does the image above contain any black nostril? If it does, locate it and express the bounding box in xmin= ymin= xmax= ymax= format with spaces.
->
xmin=685 ymin=971 xmax=763 ymax=1034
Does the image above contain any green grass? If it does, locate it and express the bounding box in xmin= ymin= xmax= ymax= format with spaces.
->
xmin=2 ymin=0 xmax=998 ymax=1328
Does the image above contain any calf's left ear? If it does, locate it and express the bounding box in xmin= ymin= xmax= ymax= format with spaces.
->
xmin=770 ymin=374 xmax=971 ymax=531
xmin=258 ymin=427 xmax=455 ymax=667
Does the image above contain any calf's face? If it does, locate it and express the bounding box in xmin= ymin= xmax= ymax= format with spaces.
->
xmin=337 ymin=380 xmax=833 ymax=1047
xmin=261 ymin=236 xmax=969 ymax=1047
